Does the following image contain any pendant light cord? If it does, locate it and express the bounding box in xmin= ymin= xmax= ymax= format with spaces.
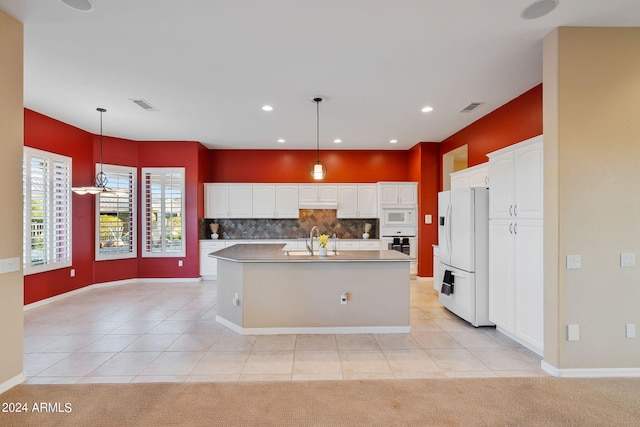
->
xmin=316 ymin=99 xmax=320 ymax=162
xmin=99 ymin=108 xmax=104 ymax=173
xmin=95 ymin=107 xmax=108 ymax=189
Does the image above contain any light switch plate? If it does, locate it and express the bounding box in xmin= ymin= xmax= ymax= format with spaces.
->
xmin=425 ymin=214 xmax=432 ymax=224
xmin=0 ymin=257 xmax=20 ymax=274
xmin=621 ymin=253 xmax=636 ymax=267
xmin=626 ymin=324 xmax=636 ymax=338
xmin=566 ymin=255 xmax=581 ymax=269
xmin=567 ymin=324 xmax=580 ymax=341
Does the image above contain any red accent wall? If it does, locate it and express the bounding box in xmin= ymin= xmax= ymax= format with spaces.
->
xmin=136 ymin=141 xmax=202 ymax=279
xmin=24 ymin=110 xmax=203 ymax=304
xmin=439 ymin=84 xmax=543 ymax=189
xmin=209 ymin=149 xmax=410 ymax=183
xmin=408 ymin=143 xmax=440 ymax=278
xmin=24 ymin=110 xmax=95 ymax=304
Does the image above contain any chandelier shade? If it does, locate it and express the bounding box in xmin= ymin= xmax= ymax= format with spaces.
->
xmin=72 ymin=108 xmax=127 ymax=195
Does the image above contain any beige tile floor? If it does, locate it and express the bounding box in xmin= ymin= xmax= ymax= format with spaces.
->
xmin=23 ymin=279 xmax=547 ymax=384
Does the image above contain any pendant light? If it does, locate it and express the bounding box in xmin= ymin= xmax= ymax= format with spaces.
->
xmin=72 ymin=107 xmax=123 ymax=195
xmin=309 ymin=97 xmax=327 ymax=180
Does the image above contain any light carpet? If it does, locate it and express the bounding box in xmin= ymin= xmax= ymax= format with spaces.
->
xmin=1 ymin=377 xmax=639 ymax=426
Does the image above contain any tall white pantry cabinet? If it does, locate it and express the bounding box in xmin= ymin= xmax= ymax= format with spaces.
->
xmin=487 ymin=135 xmax=544 ymax=356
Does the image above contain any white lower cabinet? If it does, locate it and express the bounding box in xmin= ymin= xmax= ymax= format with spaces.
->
xmin=200 ymin=241 xmax=227 ymax=279
xmin=489 ymin=218 xmax=543 ymax=355
xmin=359 ymin=240 xmax=381 ymax=250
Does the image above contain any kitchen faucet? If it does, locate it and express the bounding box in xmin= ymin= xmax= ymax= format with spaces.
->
xmin=306 ymin=225 xmax=320 ymax=255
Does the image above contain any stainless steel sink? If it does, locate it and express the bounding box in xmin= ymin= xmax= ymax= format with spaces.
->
xmin=283 ymin=250 xmax=339 ymax=256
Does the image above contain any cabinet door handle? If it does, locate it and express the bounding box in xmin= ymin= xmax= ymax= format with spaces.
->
xmin=514 ymin=205 xmax=518 ymax=216
xmin=509 ymin=223 xmax=513 ymax=234
xmin=514 ymin=223 xmax=518 ymax=234
xmin=509 ymin=205 xmax=513 ymax=216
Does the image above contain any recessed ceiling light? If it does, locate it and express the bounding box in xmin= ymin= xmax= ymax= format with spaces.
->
xmin=262 ymin=105 xmax=273 ymax=111
xmin=521 ymin=0 xmax=558 ymax=20
xmin=59 ymin=0 xmax=93 ymax=11
xmin=277 ymin=139 xmax=285 ymax=143
xmin=389 ymin=139 xmax=398 ymax=144
xmin=421 ymin=106 xmax=434 ymax=113
xmin=334 ymin=139 xmax=342 ymax=144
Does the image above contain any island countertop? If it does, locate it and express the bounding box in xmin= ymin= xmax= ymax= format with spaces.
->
xmin=209 ymin=243 xmax=414 ymax=263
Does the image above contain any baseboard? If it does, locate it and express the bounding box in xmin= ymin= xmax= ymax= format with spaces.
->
xmin=25 ymin=277 xmax=200 ymax=311
xmin=541 ymin=361 xmax=640 ymax=378
xmin=0 ymin=372 xmax=26 ymax=394
xmin=216 ymin=315 xmax=410 ymax=335
xmin=135 ymin=277 xmax=201 ymax=284
xmin=496 ymin=326 xmax=543 ymax=357
xmin=415 ymin=275 xmax=433 ymax=281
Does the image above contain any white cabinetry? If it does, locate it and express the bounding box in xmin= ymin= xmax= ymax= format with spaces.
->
xmin=488 ymin=139 xmax=543 ymax=219
xmin=378 ymin=182 xmax=418 ymax=206
xmin=252 ymin=185 xmax=299 ymax=218
xmin=205 ymin=184 xmax=252 ymax=218
xmin=487 ymin=135 xmax=543 ymax=356
xmin=450 ymin=163 xmax=489 ymax=190
xmin=200 ymin=241 xmax=227 ymax=279
xmin=337 ymin=185 xmax=377 ymax=218
xmin=298 ymin=185 xmax=338 ymax=206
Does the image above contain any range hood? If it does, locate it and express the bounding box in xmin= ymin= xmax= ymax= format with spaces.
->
xmin=299 ymin=201 xmax=338 ymax=209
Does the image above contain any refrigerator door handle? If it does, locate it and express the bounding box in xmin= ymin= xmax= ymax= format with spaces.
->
xmin=446 ymin=203 xmax=452 ymax=256
xmin=438 ymin=265 xmax=467 ymax=279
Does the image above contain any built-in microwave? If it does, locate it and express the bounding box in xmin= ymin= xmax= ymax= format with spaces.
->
xmin=381 ymin=208 xmax=416 ymax=228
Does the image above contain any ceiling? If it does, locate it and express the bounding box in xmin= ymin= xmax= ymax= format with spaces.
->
xmin=2 ymin=0 xmax=640 ymax=151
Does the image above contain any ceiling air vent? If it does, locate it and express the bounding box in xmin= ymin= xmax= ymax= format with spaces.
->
xmin=130 ymin=99 xmax=159 ymax=111
xmin=459 ymin=102 xmax=484 ymax=113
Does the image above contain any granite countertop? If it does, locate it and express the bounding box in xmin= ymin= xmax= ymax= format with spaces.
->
xmin=209 ymin=243 xmax=413 ymax=263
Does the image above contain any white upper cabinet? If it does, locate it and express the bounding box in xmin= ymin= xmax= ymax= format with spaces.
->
xmin=337 ymin=185 xmax=377 ymax=218
xmin=275 ymin=185 xmax=300 ymax=218
xmin=357 ymin=185 xmax=378 ymax=217
xmin=205 ymin=184 xmax=229 ymax=218
xmin=252 ymin=185 xmax=276 ymax=218
xmin=487 ymin=136 xmax=543 ymax=219
xmin=337 ymin=186 xmax=358 ymax=218
xmin=298 ymin=185 xmax=338 ymax=206
xmin=450 ymin=163 xmax=489 ymax=190
xmin=228 ymin=185 xmax=253 ymax=218
xmin=378 ymin=182 xmax=418 ymax=206
xmin=205 ymin=183 xmax=252 ymax=218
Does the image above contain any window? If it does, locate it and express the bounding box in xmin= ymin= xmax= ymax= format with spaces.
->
xmin=23 ymin=147 xmax=72 ymax=274
xmin=142 ymin=168 xmax=185 ymax=257
xmin=96 ymin=165 xmax=137 ymax=260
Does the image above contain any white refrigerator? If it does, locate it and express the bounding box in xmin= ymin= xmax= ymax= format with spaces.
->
xmin=436 ymin=187 xmax=492 ymax=327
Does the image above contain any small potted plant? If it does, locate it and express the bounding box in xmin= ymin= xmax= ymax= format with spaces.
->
xmin=318 ymin=234 xmax=330 ymax=256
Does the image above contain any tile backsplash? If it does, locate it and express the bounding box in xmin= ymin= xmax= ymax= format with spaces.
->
xmin=200 ymin=209 xmax=378 ymax=240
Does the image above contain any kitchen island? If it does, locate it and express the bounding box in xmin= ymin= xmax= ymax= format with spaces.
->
xmin=209 ymin=243 xmax=413 ymax=335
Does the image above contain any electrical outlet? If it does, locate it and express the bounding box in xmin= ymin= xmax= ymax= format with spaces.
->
xmin=626 ymin=324 xmax=636 ymax=338
xmin=621 ymin=253 xmax=636 ymax=267
xmin=425 ymin=214 xmax=432 ymax=224
xmin=232 ymin=292 xmax=240 ymax=306
xmin=70 ymin=269 xmax=75 ymax=277
xmin=566 ymin=255 xmax=581 ymax=269
xmin=178 ymin=260 xmax=183 ymax=267
xmin=567 ymin=324 xmax=580 ymax=341
xmin=340 ymin=292 xmax=348 ymax=305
